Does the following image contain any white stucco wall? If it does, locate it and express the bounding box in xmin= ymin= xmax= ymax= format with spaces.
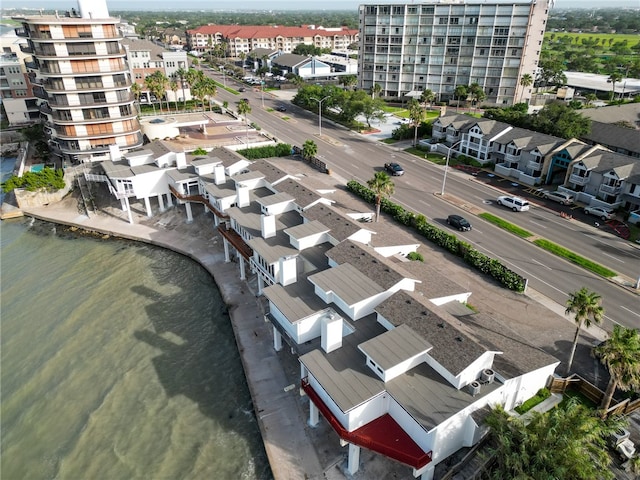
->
xmin=131 ymin=170 xmax=171 ymax=199
xmin=345 ymin=391 xmax=388 ymax=431
xmin=346 ymin=229 xmax=373 ymax=245
xmin=373 ymin=244 xmax=420 ymax=258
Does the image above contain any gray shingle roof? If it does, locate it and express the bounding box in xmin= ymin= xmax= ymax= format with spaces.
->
xmin=273 ymin=178 xmax=324 ymax=209
xmin=302 ymin=204 xmax=364 ymax=242
xmin=308 ymin=262 xmax=385 ymax=305
xmin=358 ymin=324 xmax=432 ymax=371
xmin=248 ymin=159 xmax=290 ymax=186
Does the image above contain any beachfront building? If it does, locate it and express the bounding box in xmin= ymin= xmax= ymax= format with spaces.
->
xmin=13 ymin=0 xmax=143 ymax=164
xmin=117 ymin=148 xmax=556 ymax=479
xmin=357 ymin=0 xmax=552 ymax=106
xmin=0 ymin=52 xmax=38 ymax=126
xmin=186 ymin=24 xmax=359 ymax=58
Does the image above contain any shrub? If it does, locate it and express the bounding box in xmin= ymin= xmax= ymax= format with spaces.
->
xmin=1 ymin=167 xmax=65 ymax=193
xmin=407 ymin=251 xmax=424 ymax=262
xmin=238 ymin=143 xmax=293 ymax=160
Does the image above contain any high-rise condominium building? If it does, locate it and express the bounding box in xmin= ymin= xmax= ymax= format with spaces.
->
xmin=358 ymin=0 xmax=553 ymax=106
xmin=13 ymin=0 xmax=142 ymax=164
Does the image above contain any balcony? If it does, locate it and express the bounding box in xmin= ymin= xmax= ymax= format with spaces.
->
xmin=25 ymin=60 xmax=38 ymax=70
xmin=20 ymin=44 xmax=34 ymax=54
xmin=14 ymin=28 xmax=28 ymax=38
xmin=599 ymin=184 xmax=621 ymax=196
xmin=569 ymin=173 xmax=589 ymax=186
xmin=33 ymin=86 xmax=48 ymax=100
xmin=527 ymin=160 xmax=542 ymax=171
xmin=39 ymin=103 xmax=53 ymax=115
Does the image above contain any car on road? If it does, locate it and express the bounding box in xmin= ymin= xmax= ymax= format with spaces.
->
xmin=276 ymin=105 xmax=287 ymax=112
xmin=447 ymin=214 xmax=472 ymax=231
xmin=238 ymin=87 xmax=246 ymax=92
xmin=543 ymin=190 xmax=575 ymax=205
xmin=497 ymin=195 xmax=530 ymax=212
xmin=384 ymin=162 xmax=404 ymax=176
xmin=584 ymin=205 xmax=614 ymax=220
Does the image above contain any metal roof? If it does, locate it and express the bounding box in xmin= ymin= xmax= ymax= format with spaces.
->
xmin=359 ymin=324 xmax=432 ymax=372
xmin=308 ymin=263 xmax=384 ymax=306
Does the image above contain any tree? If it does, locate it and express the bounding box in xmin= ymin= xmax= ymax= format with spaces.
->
xmin=301 ymin=139 xmax=317 ymax=161
xmin=485 ymin=400 xmax=622 ymax=480
xmin=585 ymin=93 xmax=598 ymax=106
xmin=367 ymin=171 xmax=394 ymax=223
xmin=595 ymin=325 xmax=640 ymax=412
xmin=170 ymin=79 xmax=179 ymax=112
xmin=340 ymin=75 xmax=357 ymax=90
xmin=408 ymin=99 xmax=423 ymax=147
xmin=420 ymin=89 xmax=435 ymax=108
xmin=175 ymin=67 xmax=188 ymax=108
xmin=239 ymin=52 xmax=247 ymax=73
xmin=359 ymin=96 xmax=386 ymax=129
xmin=564 ymin=287 xmax=604 ymax=375
xmin=237 ymin=98 xmax=251 ymax=123
xmin=145 ymin=71 xmax=169 ymax=113
xmin=185 ymin=68 xmax=204 ymax=110
xmin=371 ymin=83 xmax=382 ymax=99
xmin=607 ymin=71 xmax=623 ymax=101
xmin=531 ymin=101 xmax=591 ymax=139
xmin=454 ymin=84 xmax=468 ymax=111
xmin=519 ymin=73 xmax=533 ymax=103
xmin=201 ymin=77 xmax=217 ymax=111
xmin=468 ymin=82 xmax=486 ymax=112
xmin=130 ymin=82 xmax=142 ymax=110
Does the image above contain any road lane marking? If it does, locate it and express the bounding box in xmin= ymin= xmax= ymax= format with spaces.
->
xmin=529 ymin=220 xmax=547 ymax=229
xmin=621 ymin=306 xmax=640 ymax=319
xmin=531 ymin=258 xmax=553 ymax=270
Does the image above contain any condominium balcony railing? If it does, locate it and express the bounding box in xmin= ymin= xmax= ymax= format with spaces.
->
xmin=527 ymin=160 xmax=542 ymax=171
xmin=569 ymin=173 xmax=589 ymax=186
xmin=57 ymin=132 xmax=143 ymax=154
xmin=19 ymin=44 xmax=33 ymax=54
xmin=14 ymin=28 xmax=29 ymax=38
xmin=599 ymin=184 xmax=621 ymax=195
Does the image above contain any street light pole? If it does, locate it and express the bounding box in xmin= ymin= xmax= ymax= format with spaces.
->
xmin=440 ymin=139 xmax=463 ymax=196
xmin=311 ymin=95 xmax=330 ymax=137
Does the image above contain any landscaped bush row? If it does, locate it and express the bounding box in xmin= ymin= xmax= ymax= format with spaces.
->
xmin=347 ymin=180 xmax=527 ymax=292
xmin=2 ymin=167 xmax=65 ymax=193
xmin=237 ymin=143 xmax=293 ymax=160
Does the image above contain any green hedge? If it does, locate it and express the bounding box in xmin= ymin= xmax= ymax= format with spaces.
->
xmin=347 ymin=180 xmax=526 ymax=292
xmin=237 ymin=143 xmax=293 ymax=160
xmin=2 ymin=167 xmax=65 ymax=193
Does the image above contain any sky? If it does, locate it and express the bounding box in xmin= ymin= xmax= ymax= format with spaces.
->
xmin=2 ymin=0 xmax=640 ymax=11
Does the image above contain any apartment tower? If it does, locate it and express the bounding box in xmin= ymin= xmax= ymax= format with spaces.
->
xmin=358 ymin=0 xmax=553 ymax=106
xmin=13 ymin=0 xmax=142 ymax=163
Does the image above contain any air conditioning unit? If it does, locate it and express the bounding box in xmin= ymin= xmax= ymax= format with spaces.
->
xmin=468 ymin=381 xmax=481 ymax=396
xmin=481 ymin=369 xmax=495 ymax=384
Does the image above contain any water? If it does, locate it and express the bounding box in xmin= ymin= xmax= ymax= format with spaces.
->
xmin=0 ymin=160 xmax=271 ymax=480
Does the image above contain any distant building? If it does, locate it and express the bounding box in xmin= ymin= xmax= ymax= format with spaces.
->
xmin=357 ymin=0 xmax=552 ymax=106
xmin=13 ymin=0 xmax=142 ymax=164
xmin=186 ymin=24 xmax=359 ymax=57
xmin=0 ymin=35 xmax=39 ymax=126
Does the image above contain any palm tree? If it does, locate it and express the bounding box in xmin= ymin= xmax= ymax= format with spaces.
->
xmin=239 ymin=52 xmax=247 ymax=74
xmin=408 ymin=98 xmax=423 ymax=147
xmin=585 ymin=93 xmax=598 ymax=107
xmin=454 ymin=84 xmax=468 ymax=112
xmin=175 ymin=67 xmax=188 ymax=108
xmin=201 ymin=78 xmax=217 ymax=111
xmin=367 ymin=171 xmax=395 ymax=223
xmin=595 ymin=325 xmax=640 ymax=412
xmin=607 ymin=71 xmax=623 ymax=101
xmin=564 ymin=287 xmax=604 ymax=375
xmin=340 ymin=75 xmax=357 ymax=90
xmin=145 ymin=71 xmax=169 ymax=113
xmin=302 ymin=139 xmax=317 ymax=161
xmin=170 ymin=79 xmax=179 ymax=113
xmin=420 ymin=89 xmax=435 ymax=109
xmin=468 ymin=82 xmax=486 ymax=113
xmin=130 ymin=82 xmax=142 ymax=112
xmin=519 ymin=73 xmax=533 ymax=103
xmin=371 ymin=83 xmax=382 ymax=99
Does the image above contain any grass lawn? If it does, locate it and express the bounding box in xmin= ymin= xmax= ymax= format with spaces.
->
xmin=544 ymin=32 xmax=640 ymax=48
xmin=515 ymin=388 xmax=551 ymax=415
xmin=479 ymin=213 xmax=533 ymax=238
xmin=533 ymin=239 xmax=617 ymax=278
xmin=559 ymin=389 xmax=598 ymax=410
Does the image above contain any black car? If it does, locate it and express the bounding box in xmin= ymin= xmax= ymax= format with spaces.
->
xmin=384 ymin=162 xmax=404 ymax=176
xmin=238 ymin=87 xmax=246 ymax=92
xmin=447 ymin=214 xmax=472 ymax=231
xmin=276 ymin=105 xmax=287 ymax=112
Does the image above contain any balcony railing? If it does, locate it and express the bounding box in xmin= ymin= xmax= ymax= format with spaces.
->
xmin=599 ymin=184 xmax=621 ymax=195
xmin=19 ymin=44 xmax=33 ymax=54
xmin=527 ymin=160 xmax=542 ymax=171
xmin=33 ymin=86 xmax=48 ymax=100
xmin=569 ymin=173 xmax=589 ymax=186
xmin=39 ymin=103 xmax=53 ymax=115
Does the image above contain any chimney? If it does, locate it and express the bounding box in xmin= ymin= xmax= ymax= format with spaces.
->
xmin=108 ymin=144 xmax=121 ymax=161
xmin=279 ymin=255 xmax=297 ymax=286
xmin=321 ymin=311 xmax=342 ymax=353
xmin=175 ymin=151 xmax=187 ymax=169
xmin=237 ymin=185 xmax=250 ymax=208
xmin=213 ymin=164 xmax=226 ymax=185
xmin=261 ymin=213 xmax=276 ymax=239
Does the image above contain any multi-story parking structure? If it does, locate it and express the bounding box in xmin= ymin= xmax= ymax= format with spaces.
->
xmin=13 ymin=0 xmax=142 ymax=164
xmin=358 ymin=0 xmax=552 ymax=106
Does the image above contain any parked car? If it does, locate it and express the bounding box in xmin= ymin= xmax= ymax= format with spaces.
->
xmin=584 ymin=205 xmax=614 ymax=220
xmin=497 ymin=195 xmax=530 ymax=212
xmin=276 ymin=105 xmax=287 ymax=112
xmin=447 ymin=214 xmax=472 ymax=231
xmin=384 ymin=162 xmax=404 ymax=176
xmin=543 ymin=190 xmax=575 ymax=205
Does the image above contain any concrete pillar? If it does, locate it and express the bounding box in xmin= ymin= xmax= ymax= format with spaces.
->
xmin=347 ymin=444 xmax=360 ymax=475
xmin=223 ymin=238 xmax=231 ymax=262
xmin=308 ymin=399 xmax=319 ymax=427
xmin=144 ymin=196 xmax=152 ymax=217
xmin=157 ymin=193 xmax=165 ymax=212
xmin=185 ymin=202 xmax=193 ymax=223
xmin=273 ymin=326 xmax=283 ymax=351
xmin=203 ymin=204 xmax=208 ymax=214
xmin=238 ymin=253 xmax=246 ymax=280
xmin=120 ymin=197 xmax=127 ymax=211
xmin=418 ymin=465 xmax=435 ymax=480
xmin=166 ymin=193 xmax=173 ymax=208
xmin=257 ymin=274 xmax=264 ymax=296
xmin=123 ymin=197 xmax=134 ymax=224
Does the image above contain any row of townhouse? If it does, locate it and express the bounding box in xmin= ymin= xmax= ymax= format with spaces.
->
xmin=431 ymin=114 xmax=640 ymax=215
xmin=186 ymin=24 xmax=359 ymax=58
xmin=248 ymin=49 xmax=358 ymax=79
xmin=92 ymin=141 xmax=559 ymax=479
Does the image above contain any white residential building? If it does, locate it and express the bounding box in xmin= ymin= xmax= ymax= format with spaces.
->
xmin=358 ymin=0 xmax=552 ymax=105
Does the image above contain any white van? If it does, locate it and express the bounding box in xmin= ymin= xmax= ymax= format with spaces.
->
xmin=497 ymin=195 xmax=530 ymax=212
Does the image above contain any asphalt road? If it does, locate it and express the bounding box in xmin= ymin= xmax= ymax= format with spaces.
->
xmin=210 ymin=74 xmax=640 ymax=330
